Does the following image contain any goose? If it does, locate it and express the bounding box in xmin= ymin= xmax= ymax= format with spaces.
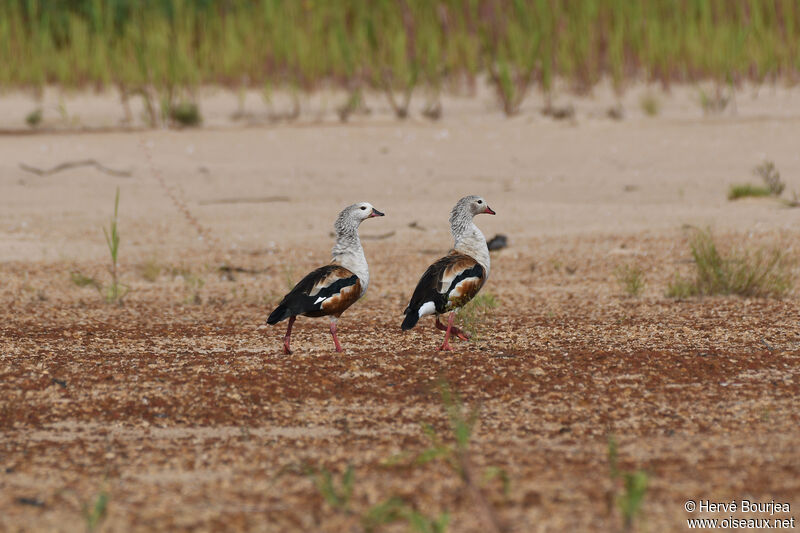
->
xmin=401 ymin=195 xmax=495 ymax=350
xmin=267 ymin=202 xmax=384 ymax=353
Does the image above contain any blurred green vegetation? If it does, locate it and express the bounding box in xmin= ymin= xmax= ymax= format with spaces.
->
xmin=2 ymin=0 xmax=799 ymax=114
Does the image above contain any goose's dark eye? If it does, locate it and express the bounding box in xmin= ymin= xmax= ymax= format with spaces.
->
xmin=360 ymin=206 xmax=367 ymax=210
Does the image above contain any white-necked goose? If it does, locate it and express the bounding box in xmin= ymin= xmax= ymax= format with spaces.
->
xmin=267 ymin=202 xmax=384 ymax=353
xmin=401 ymin=195 xmax=495 ymax=350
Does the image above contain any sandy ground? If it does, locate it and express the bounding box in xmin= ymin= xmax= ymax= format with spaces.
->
xmin=1 ymin=85 xmax=799 ymax=532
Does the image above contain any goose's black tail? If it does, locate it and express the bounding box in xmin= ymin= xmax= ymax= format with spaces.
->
xmin=401 ymin=307 xmax=419 ymax=331
xmin=267 ymin=304 xmax=291 ymax=325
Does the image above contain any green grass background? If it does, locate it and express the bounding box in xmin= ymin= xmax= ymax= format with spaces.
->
xmin=2 ymin=0 xmax=799 ymax=97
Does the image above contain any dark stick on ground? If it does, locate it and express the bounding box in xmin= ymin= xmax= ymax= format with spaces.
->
xmin=19 ymin=159 xmax=132 ymax=177
xmin=199 ymin=196 xmax=290 ymax=205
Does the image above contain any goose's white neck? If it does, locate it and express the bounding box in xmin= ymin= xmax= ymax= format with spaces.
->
xmin=332 ymin=226 xmax=369 ymax=293
xmin=452 ymin=220 xmax=491 ymax=278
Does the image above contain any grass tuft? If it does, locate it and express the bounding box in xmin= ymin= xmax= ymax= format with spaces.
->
xmin=26 ymin=108 xmax=43 ymax=128
xmin=72 ymin=189 xmax=128 ymax=302
xmin=308 ymin=465 xmax=354 ymax=513
xmin=81 ymin=489 xmax=109 ymax=533
xmin=730 ymin=160 xmax=786 ymax=201
xmin=310 ymin=382 xmax=504 ymax=533
xmin=728 ymin=184 xmax=772 ymax=200
xmin=615 ymin=264 xmax=645 ymax=297
xmin=639 ymin=93 xmax=659 ymax=116
xmin=102 ymin=187 xmax=127 ymax=303
xmin=667 ymin=229 xmax=794 ymax=298
xmin=169 ymin=102 xmax=202 ymax=127
xmin=458 ymin=292 xmax=498 ymax=339
xmin=607 ymin=435 xmax=648 ymax=533
xmin=753 ymin=160 xmax=785 ymax=196
xmin=139 ymin=259 xmax=161 ymax=282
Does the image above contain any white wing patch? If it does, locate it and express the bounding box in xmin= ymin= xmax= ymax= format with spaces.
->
xmin=418 ymin=301 xmax=437 ymax=318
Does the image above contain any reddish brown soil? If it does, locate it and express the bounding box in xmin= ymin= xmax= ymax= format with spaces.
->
xmin=2 ymin=88 xmax=800 ymax=530
xmin=1 ymin=236 xmax=798 ymax=532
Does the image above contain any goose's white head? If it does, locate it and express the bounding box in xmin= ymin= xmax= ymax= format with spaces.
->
xmin=449 ymin=195 xmax=494 ymax=275
xmin=450 ymin=195 xmax=495 ymax=225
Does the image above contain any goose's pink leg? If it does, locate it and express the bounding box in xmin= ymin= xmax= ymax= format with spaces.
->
xmin=438 ymin=312 xmax=457 ymax=351
xmin=330 ymin=321 xmax=343 ymax=353
xmin=283 ymin=316 xmax=296 ymax=354
xmin=435 ymin=315 xmax=470 ymax=341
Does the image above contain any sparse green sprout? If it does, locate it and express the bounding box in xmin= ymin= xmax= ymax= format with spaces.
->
xmin=81 ymin=490 xmax=109 ymax=533
xmin=667 ymin=229 xmax=794 ymax=298
xmin=169 ymin=102 xmax=202 ymax=127
xmin=139 ymin=259 xmax=161 ymax=282
xmin=361 ymin=497 xmax=407 ymax=532
xmin=699 ymin=87 xmax=730 ymax=114
xmin=607 ymin=435 xmax=648 ymax=533
xmin=309 ymin=465 xmax=354 ymax=513
xmin=458 ymin=292 xmax=498 ymax=339
xmin=728 ymin=184 xmax=772 ymax=200
xmin=407 ymin=510 xmax=451 ymax=533
xmin=753 ymin=160 xmax=785 ymax=196
xmin=615 ymin=264 xmax=645 ymax=297
xmin=362 ymin=498 xmax=449 ymax=533
xmin=183 ymin=273 xmax=205 ymax=304
xmin=71 ymin=271 xmax=101 ymax=291
xmin=639 ymin=93 xmax=659 ymax=116
xmin=440 ymin=383 xmax=479 ymax=453
xmin=283 ymin=266 xmax=296 ymax=291
xmin=102 ymin=188 xmax=127 ymax=303
xmin=310 ymin=383 xmax=497 ymax=533
xmin=483 ymin=466 xmax=511 ymax=497
xmin=26 ymin=108 xmax=43 ymax=128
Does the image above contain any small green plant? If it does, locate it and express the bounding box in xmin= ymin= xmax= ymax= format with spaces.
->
xmin=169 ymin=102 xmax=202 ymax=127
xmin=139 ymin=259 xmax=161 ymax=282
xmin=308 ymin=465 xmax=355 ymax=513
xmin=406 ymin=510 xmax=451 ymax=533
xmin=362 ymin=498 xmax=450 ymax=533
xmin=415 ymin=383 xmax=505 ymax=533
xmin=183 ymin=273 xmax=205 ymax=304
xmin=311 ymin=383 xmax=503 ymax=533
xmin=71 ymin=271 xmax=101 ymax=291
xmin=667 ymin=228 xmax=793 ymax=298
xmin=699 ymin=86 xmax=730 ymax=114
xmin=102 ymin=188 xmax=127 ymax=303
xmin=73 ymin=189 xmax=128 ymax=302
xmin=361 ymin=497 xmax=407 ymax=532
xmin=458 ymin=292 xmax=498 ymax=339
xmin=81 ymin=489 xmax=109 ymax=533
xmin=283 ymin=266 xmax=296 ymax=291
xmin=615 ymin=264 xmax=645 ymax=297
xmin=26 ymin=108 xmax=43 ymax=128
xmin=639 ymin=93 xmax=659 ymax=116
xmin=728 ymin=183 xmax=772 ymax=200
xmin=729 ymin=160 xmax=786 ymax=200
xmin=753 ymin=160 xmax=785 ymax=196
xmin=607 ymin=435 xmax=648 ymax=533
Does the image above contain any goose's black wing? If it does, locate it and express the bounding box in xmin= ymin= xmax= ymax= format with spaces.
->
xmin=267 ymin=265 xmax=361 ymax=324
xmin=401 ymin=252 xmax=485 ymax=330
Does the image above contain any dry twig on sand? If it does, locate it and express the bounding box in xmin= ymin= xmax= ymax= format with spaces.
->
xmin=199 ymin=196 xmax=290 ymax=205
xmin=19 ymin=159 xmax=132 ymax=178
